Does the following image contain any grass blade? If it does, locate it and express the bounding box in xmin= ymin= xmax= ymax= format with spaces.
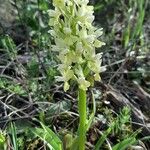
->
xmin=31 ymin=122 xmax=63 ymax=150
xmin=10 ymin=122 xmax=18 ymax=150
xmin=94 ymin=122 xmax=115 ymax=150
xmin=112 ymin=137 xmax=136 ymax=150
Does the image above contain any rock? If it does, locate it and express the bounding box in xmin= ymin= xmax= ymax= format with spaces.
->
xmin=0 ymin=0 xmax=29 ymax=44
xmin=0 ymin=0 xmax=17 ymax=28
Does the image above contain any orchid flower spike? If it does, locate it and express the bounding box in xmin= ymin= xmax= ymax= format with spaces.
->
xmin=49 ymin=0 xmax=105 ymax=91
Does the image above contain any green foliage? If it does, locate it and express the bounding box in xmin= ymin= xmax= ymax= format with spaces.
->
xmin=1 ymin=36 xmax=17 ymax=60
xmin=122 ymin=0 xmax=147 ymax=49
xmin=46 ymin=100 xmax=71 ymax=116
xmin=112 ymin=137 xmax=137 ymax=150
xmin=94 ymin=122 xmax=114 ymax=150
xmin=94 ymin=107 xmax=139 ymax=150
xmin=0 ymin=131 xmax=6 ymax=150
xmin=0 ymin=78 xmax=26 ymax=95
xmin=10 ymin=122 xmax=19 ymax=150
xmin=112 ymin=107 xmax=131 ymax=138
xmin=27 ymin=58 xmax=39 ymax=77
xmin=31 ymin=122 xmax=63 ymax=150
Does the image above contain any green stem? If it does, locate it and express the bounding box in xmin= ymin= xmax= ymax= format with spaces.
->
xmin=78 ymin=88 xmax=87 ymax=150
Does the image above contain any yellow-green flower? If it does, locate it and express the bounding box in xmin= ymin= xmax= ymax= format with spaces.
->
xmin=49 ymin=0 xmax=105 ymax=91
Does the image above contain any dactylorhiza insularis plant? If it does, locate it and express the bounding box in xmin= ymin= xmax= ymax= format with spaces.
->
xmin=48 ymin=0 xmax=105 ymax=149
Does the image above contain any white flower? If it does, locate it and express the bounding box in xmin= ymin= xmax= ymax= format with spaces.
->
xmin=77 ymin=77 xmax=90 ymax=91
xmin=63 ymin=27 xmax=72 ymax=34
xmin=86 ymin=35 xmax=95 ymax=43
xmin=49 ymin=0 xmax=105 ymax=91
xmin=51 ymin=45 xmax=60 ymax=51
xmin=76 ymin=42 xmax=83 ymax=53
xmin=79 ymin=28 xmax=88 ymax=39
xmin=94 ymin=40 xmax=106 ymax=48
xmin=94 ymin=28 xmax=103 ymax=38
xmin=53 ymin=0 xmax=65 ymax=7
xmin=94 ymin=73 xmax=101 ymax=81
xmin=48 ymin=30 xmax=56 ymax=37
xmin=58 ymin=68 xmax=74 ymax=82
xmin=48 ymin=9 xmax=60 ymax=17
xmin=64 ymin=82 xmax=70 ymax=92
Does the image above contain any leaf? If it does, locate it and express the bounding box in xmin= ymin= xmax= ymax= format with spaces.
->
xmin=85 ymin=90 xmax=96 ymax=131
xmin=39 ymin=0 xmax=49 ymax=11
xmin=46 ymin=100 xmax=71 ymax=116
xmin=0 ymin=133 xmax=5 ymax=143
xmin=94 ymin=122 xmax=115 ymax=150
xmin=112 ymin=129 xmax=140 ymax=150
xmin=0 ymin=131 xmax=6 ymax=150
xmin=31 ymin=122 xmax=63 ymax=150
xmin=112 ymin=137 xmax=136 ymax=150
xmin=63 ymin=134 xmax=73 ymax=150
xmin=10 ymin=122 xmax=19 ymax=150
